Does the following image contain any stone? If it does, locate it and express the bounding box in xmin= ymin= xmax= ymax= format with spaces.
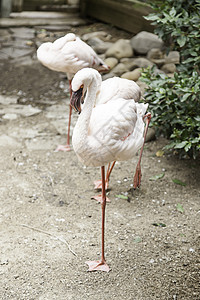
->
xmin=106 ymin=39 xmax=133 ymax=59
xmin=87 ymin=37 xmax=113 ymax=54
xmin=147 ymin=48 xmax=165 ymax=66
xmin=161 ymin=63 xmax=176 ymax=73
xmin=0 ymin=48 xmax=34 ymax=59
xmin=121 ymin=68 xmax=142 ymax=81
xmin=0 ymin=95 xmax=18 ymax=104
xmin=2 ymin=113 xmax=18 ymax=120
xmin=131 ymin=31 xmax=164 ymax=54
xmin=110 ymin=63 xmax=129 ymax=76
xmin=0 ymin=135 xmax=21 ymax=148
xmin=81 ymin=31 xmax=108 ymax=41
xmin=120 ymin=58 xmax=138 ymax=71
xmin=0 ymin=104 xmax=41 ymax=117
xmin=104 ymin=57 xmax=118 ymax=70
xmin=131 ymin=57 xmax=154 ymax=68
xmin=165 ymin=51 xmax=180 ymax=64
xmin=145 ymin=127 xmax=156 ymax=142
xmin=10 ymin=27 xmax=35 ymax=39
xmin=136 ymin=80 xmax=148 ymax=96
xmin=149 ymin=58 xmax=165 ymax=68
xmin=147 ymin=48 xmax=164 ymax=60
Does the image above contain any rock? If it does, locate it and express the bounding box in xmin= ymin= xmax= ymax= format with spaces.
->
xmin=165 ymin=51 xmax=180 ymax=64
xmin=147 ymin=48 xmax=164 ymax=60
xmin=147 ymin=48 xmax=165 ymax=67
xmin=131 ymin=31 xmax=164 ymax=54
xmin=145 ymin=127 xmax=156 ymax=142
xmin=131 ymin=57 xmax=154 ymax=68
xmin=10 ymin=27 xmax=35 ymax=39
xmin=0 ymin=48 xmax=34 ymax=59
xmin=104 ymin=57 xmax=118 ymax=70
xmin=0 ymin=135 xmax=21 ymax=148
xmin=0 ymin=95 xmax=18 ymax=105
xmin=87 ymin=37 xmax=113 ymax=54
xmin=119 ymin=58 xmax=138 ymax=71
xmin=161 ymin=63 xmax=176 ymax=73
xmin=106 ymin=39 xmax=133 ymax=59
xmin=120 ymin=57 xmax=153 ymax=71
xmin=136 ymin=80 xmax=148 ymax=96
xmin=0 ymin=104 xmax=41 ymax=117
xmin=121 ymin=68 xmax=142 ymax=81
xmin=81 ymin=31 xmax=108 ymax=41
xmin=2 ymin=113 xmax=18 ymax=120
xmin=110 ymin=63 xmax=129 ymax=76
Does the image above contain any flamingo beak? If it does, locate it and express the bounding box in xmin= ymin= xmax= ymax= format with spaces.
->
xmin=98 ymin=64 xmax=110 ymax=73
xmin=70 ymin=86 xmax=83 ymax=114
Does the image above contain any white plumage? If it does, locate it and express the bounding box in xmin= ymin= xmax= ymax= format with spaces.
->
xmin=96 ymin=76 xmax=141 ymax=105
xmin=37 ymin=33 xmax=109 ymax=80
xmin=71 ymin=68 xmax=148 ymax=167
xmin=70 ymin=68 xmax=149 ymax=272
xmin=37 ymin=33 xmax=109 ymax=151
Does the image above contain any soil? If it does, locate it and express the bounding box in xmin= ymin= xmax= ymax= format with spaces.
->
xmin=0 ymin=21 xmax=199 ymax=300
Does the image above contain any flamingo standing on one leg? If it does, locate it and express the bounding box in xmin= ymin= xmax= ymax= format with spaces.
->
xmin=70 ymin=68 xmax=150 ymax=272
xmin=37 ymin=33 xmax=109 ymax=152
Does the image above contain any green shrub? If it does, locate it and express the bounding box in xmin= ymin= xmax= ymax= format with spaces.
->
xmin=141 ymin=0 xmax=200 ymax=158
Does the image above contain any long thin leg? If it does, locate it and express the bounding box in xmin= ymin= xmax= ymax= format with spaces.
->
xmin=93 ymin=161 xmax=116 ymax=191
xmin=55 ymin=79 xmax=72 ymax=152
xmin=133 ymin=112 xmax=151 ymax=189
xmin=86 ymin=166 xmax=110 ymax=272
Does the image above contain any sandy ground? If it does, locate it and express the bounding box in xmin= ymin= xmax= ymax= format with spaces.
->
xmin=0 ymin=22 xmax=199 ymax=300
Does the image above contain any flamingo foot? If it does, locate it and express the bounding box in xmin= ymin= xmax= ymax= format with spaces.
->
xmin=133 ymin=163 xmax=142 ymax=189
xmin=86 ymin=260 xmax=110 ymax=272
xmin=91 ymin=194 xmax=111 ymax=203
xmin=93 ymin=180 xmax=109 ymax=190
xmin=55 ymin=144 xmax=71 ymax=152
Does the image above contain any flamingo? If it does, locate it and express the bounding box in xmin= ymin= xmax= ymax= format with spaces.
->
xmin=93 ymin=77 xmax=142 ymax=192
xmin=37 ymin=33 xmax=109 ymax=152
xmin=70 ymin=68 xmax=150 ymax=272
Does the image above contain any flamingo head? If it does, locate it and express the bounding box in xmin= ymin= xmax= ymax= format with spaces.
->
xmin=97 ymin=62 xmax=110 ymax=73
xmin=70 ymin=68 xmax=102 ymax=113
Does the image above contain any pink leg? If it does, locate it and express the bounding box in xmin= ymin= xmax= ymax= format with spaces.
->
xmin=133 ymin=113 xmax=151 ymax=189
xmin=93 ymin=161 xmax=116 ymax=191
xmin=86 ymin=166 xmax=110 ymax=272
xmin=55 ymin=80 xmax=72 ymax=152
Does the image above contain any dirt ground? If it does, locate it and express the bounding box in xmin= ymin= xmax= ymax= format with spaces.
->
xmin=0 ymin=22 xmax=199 ymax=300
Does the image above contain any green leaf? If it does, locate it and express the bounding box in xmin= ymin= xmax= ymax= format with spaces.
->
xmin=177 ymin=203 xmax=184 ymax=213
xmin=133 ymin=236 xmax=142 ymax=243
xmin=152 ymin=223 xmax=166 ymax=227
xmin=115 ymin=194 xmax=129 ymax=200
xmin=174 ymin=141 xmax=188 ymax=149
xmin=177 ymin=36 xmax=187 ymax=47
xmin=172 ymin=179 xmax=186 ymax=186
xmin=149 ymin=173 xmax=165 ymax=181
xmin=181 ymin=93 xmax=191 ymax=102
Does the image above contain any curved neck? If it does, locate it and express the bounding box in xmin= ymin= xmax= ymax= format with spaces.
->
xmin=74 ymin=77 xmax=99 ymax=144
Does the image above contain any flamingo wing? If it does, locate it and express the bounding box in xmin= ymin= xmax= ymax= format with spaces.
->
xmin=87 ymin=99 xmax=147 ymax=165
xmin=96 ymin=77 xmax=141 ymax=105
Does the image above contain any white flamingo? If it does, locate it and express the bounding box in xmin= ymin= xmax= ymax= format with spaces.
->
xmin=70 ymin=68 xmax=151 ymax=272
xmin=37 ymin=33 xmax=109 ymax=151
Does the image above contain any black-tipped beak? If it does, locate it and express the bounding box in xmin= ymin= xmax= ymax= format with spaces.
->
xmin=98 ymin=64 xmax=110 ymax=73
xmin=70 ymin=86 xmax=83 ymax=114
